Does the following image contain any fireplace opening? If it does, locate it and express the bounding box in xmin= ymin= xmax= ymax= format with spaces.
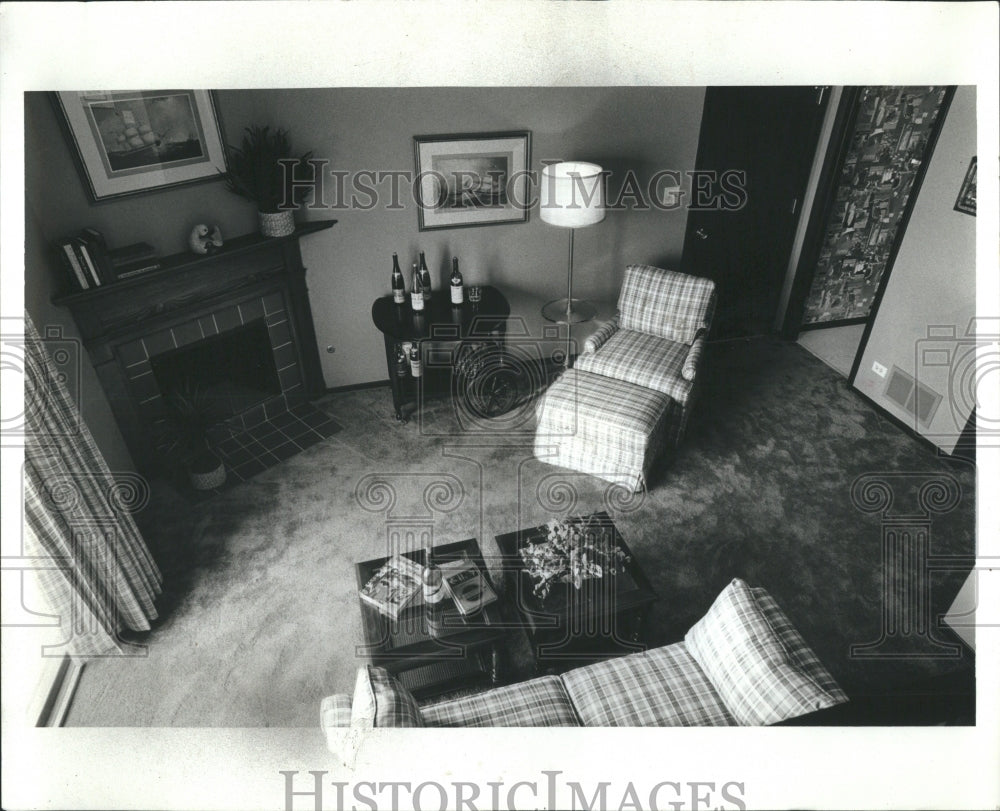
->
xmin=149 ymin=320 xmax=282 ymax=425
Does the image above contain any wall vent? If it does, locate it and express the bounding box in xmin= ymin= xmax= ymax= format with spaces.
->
xmin=884 ymin=366 xmax=943 ymax=428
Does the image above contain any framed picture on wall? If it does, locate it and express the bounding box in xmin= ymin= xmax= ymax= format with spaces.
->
xmin=53 ymin=90 xmax=228 ymax=202
xmin=954 ymin=157 xmax=976 ymax=216
xmin=413 ymin=131 xmax=531 ymax=230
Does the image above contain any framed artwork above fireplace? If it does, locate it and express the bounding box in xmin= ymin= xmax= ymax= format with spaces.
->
xmin=53 ymin=90 xmax=228 ymax=202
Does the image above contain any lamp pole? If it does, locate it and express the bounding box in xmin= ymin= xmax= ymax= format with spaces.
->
xmin=565 ymin=228 xmax=575 ymax=321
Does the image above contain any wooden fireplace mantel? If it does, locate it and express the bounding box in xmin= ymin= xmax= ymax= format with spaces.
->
xmin=51 ymin=219 xmax=335 ymax=472
xmin=52 ymin=219 xmax=335 ymax=344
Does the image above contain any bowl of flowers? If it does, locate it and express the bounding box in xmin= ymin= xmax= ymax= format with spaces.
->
xmin=519 ymin=515 xmax=631 ymax=602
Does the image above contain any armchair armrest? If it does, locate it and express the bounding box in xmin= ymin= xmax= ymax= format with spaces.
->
xmin=583 ymin=316 xmax=619 ymax=355
xmin=682 ymin=331 xmax=707 ymax=381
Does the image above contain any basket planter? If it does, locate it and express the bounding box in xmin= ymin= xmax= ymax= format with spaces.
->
xmin=189 ymin=449 xmax=226 ymax=490
xmin=258 ymin=210 xmax=295 ymax=238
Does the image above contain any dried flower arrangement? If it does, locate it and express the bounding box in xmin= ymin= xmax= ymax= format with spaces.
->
xmin=519 ymin=515 xmax=630 ymax=600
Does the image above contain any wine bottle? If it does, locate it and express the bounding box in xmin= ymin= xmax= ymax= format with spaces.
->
xmin=395 ymin=344 xmax=408 ymax=377
xmin=391 ymin=253 xmax=405 ymax=304
xmin=410 ymin=263 xmax=424 ymax=311
xmin=422 ymin=553 xmax=446 ymax=632
xmin=418 ymin=251 xmax=432 ymax=302
xmin=450 ymin=257 xmax=464 ymax=305
xmin=409 ymin=344 xmax=422 ymax=377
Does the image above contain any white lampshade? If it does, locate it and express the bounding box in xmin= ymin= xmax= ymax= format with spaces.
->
xmin=539 ymin=162 xmax=606 ymax=228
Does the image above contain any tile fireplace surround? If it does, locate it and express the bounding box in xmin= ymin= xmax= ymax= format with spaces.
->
xmin=53 ymin=222 xmax=334 ymax=473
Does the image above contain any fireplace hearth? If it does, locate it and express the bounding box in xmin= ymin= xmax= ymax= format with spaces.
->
xmin=53 ymin=221 xmax=335 ymax=473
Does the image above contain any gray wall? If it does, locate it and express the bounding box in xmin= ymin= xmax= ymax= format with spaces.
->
xmin=798 ymin=324 xmax=866 ymax=378
xmin=25 ymin=87 xmax=704 ymax=417
xmin=852 ymin=86 xmax=977 ymax=454
xmin=216 ymin=87 xmax=705 ymax=386
xmin=23 ymin=202 xmax=135 ymax=472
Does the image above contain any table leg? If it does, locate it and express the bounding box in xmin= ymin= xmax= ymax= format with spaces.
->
xmin=630 ymin=609 xmax=647 ymax=645
xmin=382 ymin=333 xmax=406 ymax=421
xmin=489 ymin=643 xmax=502 ymax=685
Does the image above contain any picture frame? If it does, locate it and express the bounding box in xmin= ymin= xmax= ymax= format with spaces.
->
xmin=954 ymin=156 xmax=976 ymax=216
xmin=413 ymin=131 xmax=531 ymax=231
xmin=53 ymin=90 xmax=228 ymax=202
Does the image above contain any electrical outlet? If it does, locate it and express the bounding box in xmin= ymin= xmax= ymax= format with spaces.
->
xmin=872 ymin=361 xmax=888 ymax=378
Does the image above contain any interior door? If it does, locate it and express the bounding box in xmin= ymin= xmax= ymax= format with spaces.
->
xmin=682 ymin=87 xmax=828 ymax=338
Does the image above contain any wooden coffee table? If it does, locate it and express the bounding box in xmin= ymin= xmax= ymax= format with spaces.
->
xmin=495 ymin=511 xmax=657 ymax=671
xmin=354 ymin=537 xmax=507 ymax=698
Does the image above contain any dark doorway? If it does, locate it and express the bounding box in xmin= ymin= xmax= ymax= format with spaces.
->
xmin=682 ymin=87 xmax=829 ymax=338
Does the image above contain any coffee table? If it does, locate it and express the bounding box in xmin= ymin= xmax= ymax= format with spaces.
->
xmin=495 ymin=511 xmax=657 ymax=671
xmin=354 ymin=537 xmax=507 ymax=698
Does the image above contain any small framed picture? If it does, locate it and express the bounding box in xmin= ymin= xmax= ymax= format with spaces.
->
xmin=53 ymin=90 xmax=228 ymax=202
xmin=413 ymin=131 xmax=531 ymax=231
xmin=954 ymin=156 xmax=976 ymax=216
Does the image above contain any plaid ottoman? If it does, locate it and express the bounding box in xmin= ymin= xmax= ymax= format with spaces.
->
xmin=533 ymin=368 xmax=678 ymax=492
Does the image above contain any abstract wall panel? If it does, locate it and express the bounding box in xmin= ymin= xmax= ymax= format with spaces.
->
xmin=802 ymin=86 xmax=951 ymax=327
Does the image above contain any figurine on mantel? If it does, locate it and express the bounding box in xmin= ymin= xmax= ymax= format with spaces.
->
xmin=188 ymin=224 xmax=223 ymax=255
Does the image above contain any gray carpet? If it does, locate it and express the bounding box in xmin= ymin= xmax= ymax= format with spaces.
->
xmin=64 ymin=337 xmax=976 ymax=726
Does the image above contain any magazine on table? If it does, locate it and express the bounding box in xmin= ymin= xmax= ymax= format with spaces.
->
xmin=438 ymin=557 xmax=497 ymax=615
xmin=359 ymin=554 xmax=423 ymax=619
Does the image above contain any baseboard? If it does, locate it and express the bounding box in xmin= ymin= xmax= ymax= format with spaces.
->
xmin=324 ymin=380 xmax=390 ymax=394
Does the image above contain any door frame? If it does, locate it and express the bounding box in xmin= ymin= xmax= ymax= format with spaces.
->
xmin=847 ymin=85 xmax=955 ymax=382
xmin=782 ymin=85 xmax=957 ymax=364
xmin=781 ymin=87 xmax=862 ymax=339
xmin=683 ymin=86 xmax=830 ymax=339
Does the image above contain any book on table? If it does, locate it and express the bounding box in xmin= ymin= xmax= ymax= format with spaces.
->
xmin=359 ymin=554 xmax=423 ymax=620
xmin=438 ymin=557 xmax=497 ymax=615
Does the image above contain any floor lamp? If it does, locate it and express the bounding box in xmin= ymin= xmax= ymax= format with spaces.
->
xmin=540 ymin=162 xmax=605 ymax=324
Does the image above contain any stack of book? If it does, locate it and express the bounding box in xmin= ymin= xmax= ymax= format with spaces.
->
xmin=438 ymin=557 xmax=498 ymax=615
xmin=108 ymin=241 xmax=161 ymax=280
xmin=359 ymin=555 xmax=424 ymax=620
xmin=54 ymin=229 xmax=161 ymax=292
xmin=359 ymin=552 xmax=499 ymax=621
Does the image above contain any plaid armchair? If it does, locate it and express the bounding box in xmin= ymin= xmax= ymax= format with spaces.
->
xmin=574 ymin=264 xmax=716 ymax=445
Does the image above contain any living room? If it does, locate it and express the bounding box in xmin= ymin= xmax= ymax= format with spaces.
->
xmin=3 ymin=5 xmax=996 ymax=809
xmin=20 ymin=78 xmax=979 ymax=717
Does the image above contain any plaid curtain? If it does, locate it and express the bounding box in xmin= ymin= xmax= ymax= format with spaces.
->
xmin=22 ymin=313 xmax=161 ymax=658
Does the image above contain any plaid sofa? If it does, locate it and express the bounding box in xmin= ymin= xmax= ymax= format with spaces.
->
xmin=535 ymin=265 xmax=716 ymax=491
xmin=321 ymin=579 xmax=846 ymax=742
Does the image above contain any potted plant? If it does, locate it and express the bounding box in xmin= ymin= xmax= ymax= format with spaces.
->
xmin=161 ymin=379 xmax=227 ymax=491
xmin=224 ymin=125 xmax=314 ymax=238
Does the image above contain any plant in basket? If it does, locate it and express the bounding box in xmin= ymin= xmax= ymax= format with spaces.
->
xmin=224 ymin=125 xmax=315 ymax=237
xmin=159 ymin=378 xmax=231 ymax=491
xmin=519 ymin=515 xmax=630 ymax=600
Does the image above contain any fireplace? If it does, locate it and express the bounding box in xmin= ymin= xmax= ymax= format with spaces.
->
xmin=53 ymin=222 xmax=334 ymax=472
xmin=149 ymin=320 xmax=282 ymax=426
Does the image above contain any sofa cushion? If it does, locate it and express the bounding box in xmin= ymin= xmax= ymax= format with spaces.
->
xmin=320 ymin=693 xmax=354 ymax=730
xmin=684 ymin=578 xmax=842 ymax=725
xmin=350 ymin=666 xmax=425 ymax=728
xmin=574 ymin=329 xmax=694 ymax=404
xmin=421 ymin=675 xmax=580 ymax=727
xmin=750 ymin=587 xmax=848 ymax=704
xmin=561 ymin=643 xmax=737 ymax=726
xmin=617 ymin=265 xmax=716 ymax=345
